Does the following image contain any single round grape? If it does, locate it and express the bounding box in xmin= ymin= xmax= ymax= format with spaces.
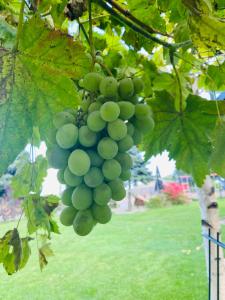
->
xmin=120 ymin=169 xmax=131 ymax=181
xmin=118 ymin=101 xmax=135 ymax=120
xmin=108 ymin=179 xmax=126 ymax=201
xmin=102 ymin=159 xmax=122 ymax=181
xmin=68 ymin=149 xmax=91 ymax=176
xmin=78 ymin=126 xmax=98 ymax=147
xmin=100 ymin=101 xmax=120 ymax=122
xmin=118 ymin=135 xmax=134 ymax=152
xmin=107 ymin=119 xmax=127 ymax=141
xmin=133 ymin=77 xmax=144 ymax=94
xmin=88 ymin=102 xmax=101 ymax=113
xmin=92 ymin=204 xmax=112 ymax=224
xmin=86 ymin=149 xmax=104 ymax=167
xmin=87 ymin=111 xmax=106 ymax=132
xmin=115 ymin=152 xmax=133 ymax=169
xmin=56 ymin=124 xmax=78 ymax=149
xmin=60 ymin=206 xmax=77 ymax=226
xmin=83 ymin=72 xmax=103 ymax=92
xmin=126 ymin=122 xmax=135 ymax=136
xmin=84 ymin=167 xmax=104 ymax=188
xmin=132 ymin=128 xmax=143 ymax=145
xmin=129 ymin=95 xmax=139 ymax=104
xmin=65 ymin=108 xmax=78 ymax=117
xmin=47 ymin=145 xmax=70 ymax=169
xmin=133 ymin=116 xmax=155 ymax=134
xmin=97 ymin=137 xmax=118 ymax=159
xmin=118 ymin=78 xmax=134 ymax=99
xmin=57 ymin=169 xmax=65 ymax=184
xmin=100 ymin=77 xmax=118 ymax=98
xmin=96 ymin=55 xmax=104 ymax=64
xmin=94 ymin=63 xmax=101 ymax=72
xmin=93 ymin=183 xmax=112 ymax=206
xmin=64 ymin=167 xmax=83 ymax=187
xmin=81 ymin=99 xmax=91 ymax=112
xmin=96 ymin=95 xmax=106 ymax=103
xmin=78 ymin=79 xmax=84 ymax=88
xmin=72 ymin=184 xmax=93 ymax=210
xmin=135 ymin=104 xmax=151 ymax=119
xmin=53 ymin=112 xmax=74 ymax=129
xmin=73 ymin=209 xmax=94 ymax=236
xmin=61 ymin=187 xmax=74 ymax=206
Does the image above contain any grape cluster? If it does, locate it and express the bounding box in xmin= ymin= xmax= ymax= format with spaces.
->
xmin=46 ymin=73 xmax=154 ymax=236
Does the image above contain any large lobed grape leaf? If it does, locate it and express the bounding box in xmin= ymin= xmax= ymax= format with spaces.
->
xmin=0 ymin=16 xmax=90 ymax=177
xmin=143 ymin=91 xmax=225 ymax=186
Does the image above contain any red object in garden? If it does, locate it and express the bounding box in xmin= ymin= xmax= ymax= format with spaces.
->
xmin=163 ymin=182 xmax=188 ymax=200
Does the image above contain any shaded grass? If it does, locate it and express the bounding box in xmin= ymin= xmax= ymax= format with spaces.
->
xmin=1 ymin=201 xmax=224 ymax=300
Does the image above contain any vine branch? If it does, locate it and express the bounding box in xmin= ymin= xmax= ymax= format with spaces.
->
xmin=107 ymin=0 xmax=171 ymax=37
xmin=88 ymin=0 xmax=96 ymax=63
xmin=95 ymin=0 xmax=192 ymax=50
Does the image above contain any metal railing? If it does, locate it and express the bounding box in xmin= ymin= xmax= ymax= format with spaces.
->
xmin=203 ymin=229 xmax=225 ymax=300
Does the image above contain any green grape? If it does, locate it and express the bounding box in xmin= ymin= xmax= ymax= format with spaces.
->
xmin=94 ymin=62 xmax=102 ymax=72
xmin=129 ymin=95 xmax=139 ymax=104
xmin=68 ymin=149 xmax=91 ymax=176
xmin=108 ymin=179 xmax=126 ymax=201
xmin=133 ymin=116 xmax=155 ymax=134
xmin=126 ymin=122 xmax=135 ymax=136
xmin=118 ymin=78 xmax=134 ymax=99
xmin=64 ymin=108 xmax=78 ymax=117
xmin=83 ymin=72 xmax=103 ymax=92
xmin=64 ymin=167 xmax=83 ymax=187
xmin=92 ymin=204 xmax=112 ymax=224
xmin=57 ymin=169 xmax=65 ymax=184
xmin=47 ymin=145 xmax=70 ymax=169
xmin=102 ymin=159 xmax=121 ymax=180
xmin=78 ymin=79 xmax=84 ymax=88
xmin=93 ymin=183 xmax=112 ymax=206
xmin=72 ymin=184 xmax=93 ymax=210
xmin=118 ymin=101 xmax=135 ymax=120
xmin=99 ymin=77 xmax=118 ymax=98
xmin=61 ymin=187 xmax=74 ymax=206
xmin=100 ymin=101 xmax=120 ymax=122
xmin=73 ymin=209 xmax=94 ymax=236
xmin=60 ymin=206 xmax=77 ymax=226
xmin=135 ymin=104 xmax=151 ymax=119
xmin=53 ymin=111 xmax=75 ymax=129
xmin=81 ymin=99 xmax=91 ymax=112
xmin=86 ymin=149 xmax=104 ymax=167
xmin=56 ymin=124 xmax=78 ymax=149
xmin=107 ymin=119 xmax=127 ymax=141
xmin=115 ymin=152 xmax=133 ymax=169
xmin=96 ymin=55 xmax=104 ymax=64
xmin=78 ymin=126 xmax=98 ymax=147
xmin=97 ymin=137 xmax=118 ymax=159
xmin=96 ymin=95 xmax=106 ymax=103
xmin=120 ymin=169 xmax=131 ymax=181
xmin=84 ymin=167 xmax=104 ymax=187
xmin=88 ymin=102 xmax=101 ymax=113
xmin=118 ymin=135 xmax=134 ymax=152
xmin=133 ymin=77 xmax=144 ymax=94
xmin=87 ymin=111 xmax=106 ymax=132
xmin=132 ymin=128 xmax=143 ymax=145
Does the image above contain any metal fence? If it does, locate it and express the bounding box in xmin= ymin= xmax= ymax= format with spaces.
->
xmin=203 ymin=229 xmax=225 ymax=300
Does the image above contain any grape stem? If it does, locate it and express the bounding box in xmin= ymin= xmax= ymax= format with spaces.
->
xmin=88 ymin=0 xmax=96 ymax=68
xmin=14 ymin=0 xmax=25 ymax=52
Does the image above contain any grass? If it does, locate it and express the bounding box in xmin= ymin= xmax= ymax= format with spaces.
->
xmin=1 ymin=201 xmax=225 ymax=300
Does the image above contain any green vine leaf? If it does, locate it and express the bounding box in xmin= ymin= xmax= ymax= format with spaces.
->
xmin=0 ymin=16 xmax=90 ymax=177
xmin=144 ymin=91 xmax=225 ymax=186
xmin=11 ymin=155 xmax=48 ymax=198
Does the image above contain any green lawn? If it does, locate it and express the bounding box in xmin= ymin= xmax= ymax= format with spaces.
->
xmin=1 ymin=201 xmax=224 ymax=300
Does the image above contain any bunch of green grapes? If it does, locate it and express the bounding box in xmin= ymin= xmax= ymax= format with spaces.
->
xmin=46 ymin=73 xmax=154 ymax=236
